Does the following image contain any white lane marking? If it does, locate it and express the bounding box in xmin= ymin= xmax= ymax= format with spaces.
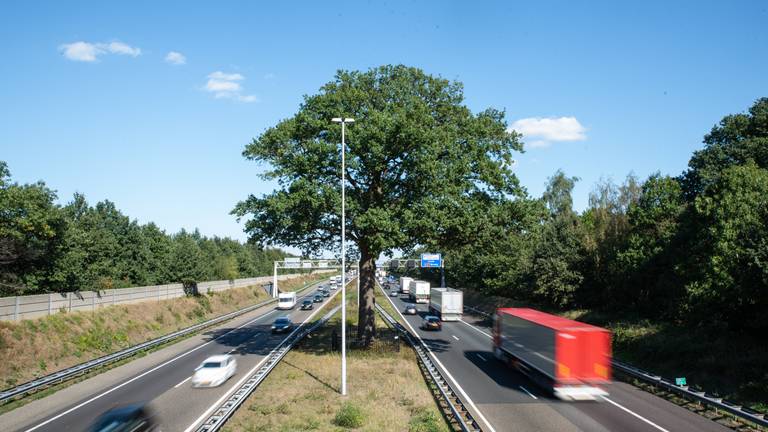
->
xmin=459 ymin=318 xmax=493 ymax=339
xmin=476 ymin=353 xmax=487 ymax=362
xmin=519 ymin=385 xmax=538 ymax=399
xmin=174 ymin=376 xmax=192 ymax=389
xmin=601 ymin=396 xmax=671 ymax=432
xmin=22 ymin=281 xmax=327 ymax=432
xmin=379 ymin=284 xmax=498 ymax=432
xmin=451 ymin=334 xmax=459 ymax=341
xmin=182 ymin=287 xmax=343 ymax=432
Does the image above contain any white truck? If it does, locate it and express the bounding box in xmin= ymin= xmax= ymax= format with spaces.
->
xmin=277 ymin=291 xmax=297 ymax=309
xmin=409 ymin=280 xmax=431 ymax=304
xmin=429 ymin=288 xmax=463 ymax=321
xmin=400 ymin=276 xmax=414 ymax=294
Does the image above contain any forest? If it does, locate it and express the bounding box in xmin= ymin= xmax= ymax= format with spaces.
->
xmin=0 ymin=167 xmax=288 ymax=296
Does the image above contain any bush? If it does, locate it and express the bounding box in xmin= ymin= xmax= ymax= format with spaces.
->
xmin=333 ymin=402 xmax=364 ymax=428
xmin=408 ymin=410 xmax=444 ymax=432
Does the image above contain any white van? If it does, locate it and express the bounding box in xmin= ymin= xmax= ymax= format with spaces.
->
xmin=277 ymin=292 xmax=297 ymax=309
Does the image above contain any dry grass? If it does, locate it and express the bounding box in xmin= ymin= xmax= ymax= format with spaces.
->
xmin=0 ymin=274 xmax=326 ymax=390
xmin=223 ymin=286 xmax=450 ymax=432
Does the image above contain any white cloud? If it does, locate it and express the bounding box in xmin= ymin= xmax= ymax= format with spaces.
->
xmin=165 ymin=51 xmax=186 ymax=65
xmin=509 ymin=116 xmax=587 ymax=148
xmin=59 ymin=40 xmax=141 ymax=62
xmin=203 ymin=71 xmax=257 ymax=103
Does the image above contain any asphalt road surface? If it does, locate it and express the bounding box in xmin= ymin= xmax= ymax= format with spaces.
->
xmin=382 ymin=283 xmax=730 ymax=432
xmin=1 ymin=280 xmax=339 ymax=432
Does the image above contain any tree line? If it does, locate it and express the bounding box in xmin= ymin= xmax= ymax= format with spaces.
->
xmin=434 ymin=97 xmax=768 ymax=335
xmin=0 ymin=166 xmax=288 ymax=296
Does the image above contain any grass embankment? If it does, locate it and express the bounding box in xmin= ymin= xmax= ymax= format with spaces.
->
xmin=223 ymin=284 xmax=450 ymax=432
xmin=0 ymin=274 xmax=326 ymax=390
xmin=462 ymin=290 xmax=768 ymax=413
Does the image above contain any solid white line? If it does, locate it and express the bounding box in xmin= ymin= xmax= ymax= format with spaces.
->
xmin=182 ymin=287 xmax=343 ymax=432
xmin=459 ymin=318 xmax=493 ymax=339
xmin=174 ymin=376 xmax=192 ymax=389
xmin=601 ymin=396 xmax=671 ymax=432
xmin=476 ymin=353 xmax=487 ymax=362
xmin=21 ymin=282 xmax=329 ymax=432
xmin=452 ymin=335 xmax=460 ymax=341
xmin=379 ymin=283 xmax=498 ymax=432
xmin=519 ymin=385 xmax=538 ymax=399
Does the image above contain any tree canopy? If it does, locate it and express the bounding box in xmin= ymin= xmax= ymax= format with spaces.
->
xmin=233 ymin=65 xmax=525 ymax=343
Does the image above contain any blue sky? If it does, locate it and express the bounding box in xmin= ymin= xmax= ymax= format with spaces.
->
xmin=1 ymin=0 xmax=766 ymax=244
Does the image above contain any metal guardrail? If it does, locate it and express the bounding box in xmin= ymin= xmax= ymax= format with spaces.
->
xmin=0 ymin=278 xmax=326 ymax=405
xmin=195 ymin=287 xmax=347 ymax=431
xmin=461 ymin=304 xmax=768 ymax=429
xmin=375 ymin=284 xmax=482 ymax=432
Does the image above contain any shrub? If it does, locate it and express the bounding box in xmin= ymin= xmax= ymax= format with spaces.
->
xmin=408 ymin=410 xmax=444 ymax=432
xmin=333 ymin=402 xmax=364 ymax=428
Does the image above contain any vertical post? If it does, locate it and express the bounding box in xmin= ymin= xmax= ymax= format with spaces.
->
xmin=273 ymin=261 xmax=278 ymax=298
xmin=48 ymin=293 xmax=53 ymax=316
xmin=69 ymin=292 xmax=72 ymax=312
xmin=92 ymin=292 xmax=96 ymax=311
xmin=356 ymin=261 xmax=360 ymax=308
xmin=14 ymin=296 xmax=19 ymax=321
xmin=340 ymin=120 xmax=347 ymax=396
xmin=441 ymin=261 xmax=446 ymax=288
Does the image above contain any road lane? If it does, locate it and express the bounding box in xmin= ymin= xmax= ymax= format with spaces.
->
xmin=3 ymin=279 xmax=336 ymax=432
xmin=382 ymin=283 xmax=729 ymax=432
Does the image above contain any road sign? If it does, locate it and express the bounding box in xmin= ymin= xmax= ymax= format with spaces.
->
xmin=421 ymin=253 xmax=442 ymax=268
xmin=284 ymin=257 xmax=300 ymax=268
xmin=675 ymin=377 xmax=687 ymax=386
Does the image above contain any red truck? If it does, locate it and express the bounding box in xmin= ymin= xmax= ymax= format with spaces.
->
xmin=492 ymin=308 xmax=611 ymax=400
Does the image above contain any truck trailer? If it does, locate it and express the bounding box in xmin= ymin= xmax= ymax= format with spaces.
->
xmin=429 ymin=288 xmax=463 ymax=321
xmin=408 ymin=280 xmax=431 ymax=303
xmin=400 ymin=276 xmax=413 ymax=294
xmin=492 ymin=308 xmax=611 ymax=400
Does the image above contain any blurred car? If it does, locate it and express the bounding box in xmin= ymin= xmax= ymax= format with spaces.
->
xmin=192 ymin=355 xmax=237 ymax=388
xmin=389 ymin=290 xmax=399 ymax=297
xmin=321 ymin=289 xmax=331 ymax=297
xmin=90 ymin=403 xmax=159 ymax=432
xmin=404 ymin=305 xmax=418 ymax=315
xmin=313 ymin=294 xmax=324 ymax=303
xmin=421 ymin=316 xmax=442 ymax=331
xmin=271 ymin=316 xmax=293 ymax=333
xmin=300 ymin=299 xmax=313 ymax=310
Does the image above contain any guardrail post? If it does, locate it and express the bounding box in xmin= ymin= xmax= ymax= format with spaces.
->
xmin=68 ymin=293 xmax=72 ymax=312
xmin=48 ymin=293 xmax=52 ymax=316
xmin=92 ymin=292 xmax=95 ymax=311
xmin=14 ymin=296 xmax=19 ymax=321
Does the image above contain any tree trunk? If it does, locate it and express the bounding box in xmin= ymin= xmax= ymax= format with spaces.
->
xmin=357 ymin=246 xmax=377 ymax=346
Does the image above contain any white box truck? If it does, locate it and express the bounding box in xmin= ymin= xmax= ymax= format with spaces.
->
xmin=277 ymin=291 xmax=297 ymax=309
xmin=409 ymin=280 xmax=431 ymax=303
xmin=400 ymin=276 xmax=413 ymax=294
xmin=429 ymin=288 xmax=463 ymax=321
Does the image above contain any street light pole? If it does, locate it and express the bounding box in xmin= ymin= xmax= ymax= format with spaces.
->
xmin=332 ymin=117 xmax=354 ymax=396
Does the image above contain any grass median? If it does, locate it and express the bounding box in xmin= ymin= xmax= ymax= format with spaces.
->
xmin=223 ymin=283 xmax=450 ymax=432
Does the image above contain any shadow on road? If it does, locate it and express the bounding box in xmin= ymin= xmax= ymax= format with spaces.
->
xmin=463 ymin=350 xmax=556 ymax=401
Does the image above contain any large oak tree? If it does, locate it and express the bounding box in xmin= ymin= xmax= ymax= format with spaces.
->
xmin=233 ymin=65 xmax=524 ymax=344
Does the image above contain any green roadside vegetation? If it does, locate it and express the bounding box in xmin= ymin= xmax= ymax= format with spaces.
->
xmin=223 ymin=282 xmax=450 ymax=432
xmin=0 ymin=273 xmax=326 ymax=392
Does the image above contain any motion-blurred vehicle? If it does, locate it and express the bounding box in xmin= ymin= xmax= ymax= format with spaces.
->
xmin=421 ymin=315 xmax=442 ymax=330
xmin=192 ymin=355 xmax=237 ymax=388
xmin=300 ymin=299 xmax=313 ymax=310
xmin=321 ymin=289 xmax=330 ymax=297
xmin=89 ymin=403 xmax=159 ymax=432
xmin=429 ymin=287 xmax=463 ymax=322
xmin=389 ymin=290 xmax=399 ymax=297
xmin=493 ymin=308 xmax=611 ymax=400
xmin=271 ymin=316 xmax=293 ymax=333
xmin=404 ymin=305 xmax=418 ymax=315
xmin=313 ymin=294 xmax=324 ymax=303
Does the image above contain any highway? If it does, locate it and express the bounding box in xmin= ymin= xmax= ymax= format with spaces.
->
xmin=382 ymin=283 xmax=731 ymax=432
xmin=0 ymin=279 xmax=339 ymax=432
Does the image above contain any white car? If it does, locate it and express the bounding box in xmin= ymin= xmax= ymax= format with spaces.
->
xmin=192 ymin=355 xmax=237 ymax=388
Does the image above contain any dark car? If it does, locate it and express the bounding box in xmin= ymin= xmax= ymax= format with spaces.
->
xmin=313 ymin=294 xmax=324 ymax=303
xmin=421 ymin=315 xmax=442 ymax=331
xmin=404 ymin=305 xmax=418 ymax=315
xmin=300 ymin=299 xmax=313 ymax=310
xmin=90 ymin=404 xmax=159 ymax=432
xmin=321 ymin=289 xmax=331 ymax=297
xmin=271 ymin=316 xmax=293 ymax=333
